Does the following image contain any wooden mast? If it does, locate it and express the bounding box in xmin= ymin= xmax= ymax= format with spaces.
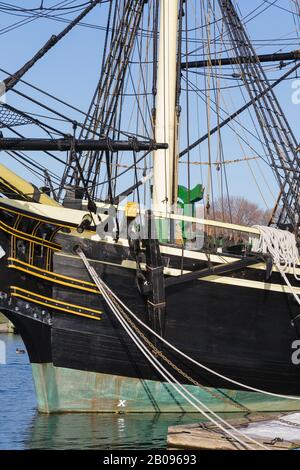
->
xmin=152 ymin=0 xmax=179 ymax=214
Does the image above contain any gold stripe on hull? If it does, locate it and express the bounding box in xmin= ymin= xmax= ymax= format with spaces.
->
xmin=8 ymin=258 xmax=99 ymax=294
xmin=10 ymin=286 xmax=102 ymax=320
xmin=0 ymin=219 xmax=60 ymax=250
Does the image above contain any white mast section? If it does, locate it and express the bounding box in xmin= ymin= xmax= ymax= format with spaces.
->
xmin=152 ymin=0 xmax=179 ymax=213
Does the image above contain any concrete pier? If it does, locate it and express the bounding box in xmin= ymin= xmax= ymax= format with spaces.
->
xmin=0 ymin=313 xmax=14 ymax=333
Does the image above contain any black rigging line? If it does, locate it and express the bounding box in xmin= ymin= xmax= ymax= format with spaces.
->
xmin=219 ymin=0 xmax=300 ymax=229
xmin=0 ymin=67 xmax=149 ymax=140
xmin=185 ymin=0 xmax=280 ymax=60
xmin=2 ymin=121 xmax=66 ymax=194
xmin=5 ymin=151 xmax=51 ymax=186
xmin=134 ymin=30 xmax=155 ymax=136
xmin=7 ymin=86 xmax=150 ymax=147
xmin=1 ymin=102 xmax=66 ymax=137
xmin=240 ymin=0 xmax=280 ymax=24
xmin=6 ymin=150 xmax=62 ymax=184
xmin=151 ymin=0 xmax=158 ymax=130
xmin=263 ymin=0 xmax=300 ymax=15
xmin=0 ymin=6 xmax=92 ymax=23
xmin=77 ymin=0 xmax=115 ymax=200
xmin=184 ymin=0 xmax=191 ymax=199
xmin=0 ymin=1 xmax=92 ymax=12
xmin=0 ymin=0 xmax=280 ymax=38
xmin=5 ymin=123 xmax=68 ymax=166
xmin=87 ymin=150 xmax=153 ymax=191
xmin=181 ymin=74 xmax=283 ymax=171
xmin=0 ymin=3 xmax=94 ymax=19
xmin=4 ymin=0 xmax=102 ymax=93
xmin=180 ymin=61 xmax=300 ymax=158
xmin=0 ymin=0 xmax=79 ymax=35
xmin=0 ymin=1 xmax=156 ymax=37
xmin=182 ymin=74 xmax=271 ymax=161
xmin=61 ymin=0 xmax=115 ymax=197
xmin=72 ymin=0 xmax=148 ymax=190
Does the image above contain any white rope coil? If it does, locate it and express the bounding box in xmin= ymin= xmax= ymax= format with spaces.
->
xmin=251 ymin=225 xmax=300 ymax=280
xmin=251 ymin=225 xmax=300 ymax=310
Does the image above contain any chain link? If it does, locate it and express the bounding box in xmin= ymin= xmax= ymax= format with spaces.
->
xmin=104 ymin=282 xmax=249 ymax=413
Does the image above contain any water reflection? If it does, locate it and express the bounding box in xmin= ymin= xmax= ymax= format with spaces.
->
xmin=26 ymin=412 xmax=201 ymax=449
xmin=0 ymin=334 xmax=240 ymax=450
xmin=1 ymin=334 xmax=203 ymax=449
xmin=0 ymin=334 xmax=36 ymax=450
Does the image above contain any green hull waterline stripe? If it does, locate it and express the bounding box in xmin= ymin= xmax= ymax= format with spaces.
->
xmin=31 ymin=363 xmax=300 ymax=414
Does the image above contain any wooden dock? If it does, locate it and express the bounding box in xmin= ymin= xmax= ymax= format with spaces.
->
xmin=167 ymin=413 xmax=300 ymax=450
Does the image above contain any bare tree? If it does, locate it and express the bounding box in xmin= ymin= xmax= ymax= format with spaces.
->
xmin=212 ymin=196 xmax=271 ymax=226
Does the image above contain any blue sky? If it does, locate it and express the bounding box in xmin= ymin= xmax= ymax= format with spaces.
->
xmin=0 ymin=0 xmax=299 ymax=210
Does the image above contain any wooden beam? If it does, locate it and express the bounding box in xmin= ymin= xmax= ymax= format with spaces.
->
xmin=182 ymin=50 xmax=300 ymax=69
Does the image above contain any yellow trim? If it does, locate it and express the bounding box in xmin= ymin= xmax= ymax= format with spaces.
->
xmin=32 ymin=221 xmax=41 ymax=236
xmin=1 ymin=197 xmax=260 ymax=237
xmin=46 ymin=247 xmax=51 ymax=271
xmin=196 ymin=273 xmax=300 ymax=294
xmin=158 ymin=245 xmax=300 ymax=276
xmin=0 ymin=219 xmax=60 ymax=250
xmin=8 ymin=258 xmax=96 ymax=286
xmin=11 ymin=293 xmax=100 ymax=321
xmin=0 ymin=164 xmax=61 ymax=207
xmin=0 ymin=203 xmax=76 ymax=229
xmin=10 ymin=286 xmax=102 ymax=319
xmin=8 ymin=261 xmax=99 ymax=294
xmin=9 ymin=265 xmax=98 ymax=293
xmin=0 ymin=177 xmax=23 ymax=196
xmin=156 ymin=212 xmax=260 ymax=235
xmin=29 ymin=241 xmax=34 ymax=265
xmin=13 ymin=214 xmax=22 ymax=229
xmin=29 ymin=221 xmax=42 ymax=264
xmin=49 ymin=227 xmax=59 ymax=242
xmin=11 ymin=286 xmax=101 ymax=313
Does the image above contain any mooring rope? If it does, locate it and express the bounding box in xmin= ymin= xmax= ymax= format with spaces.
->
xmin=77 ymin=243 xmax=300 ymax=402
xmin=77 ymin=247 xmax=269 ymax=450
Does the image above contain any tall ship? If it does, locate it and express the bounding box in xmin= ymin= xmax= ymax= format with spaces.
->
xmin=1 ymin=0 xmax=300 ymax=413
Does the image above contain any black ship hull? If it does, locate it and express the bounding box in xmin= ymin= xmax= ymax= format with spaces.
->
xmin=1 ymin=199 xmax=300 ymax=412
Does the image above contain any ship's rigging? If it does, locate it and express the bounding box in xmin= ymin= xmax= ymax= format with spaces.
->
xmin=218 ymin=0 xmax=300 ymax=230
xmin=2 ymin=0 xmax=300 ymax=418
xmin=0 ymin=0 xmax=299 ymax=232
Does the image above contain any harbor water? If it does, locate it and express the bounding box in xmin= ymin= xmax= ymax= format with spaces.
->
xmin=0 ymin=334 xmax=201 ymax=450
